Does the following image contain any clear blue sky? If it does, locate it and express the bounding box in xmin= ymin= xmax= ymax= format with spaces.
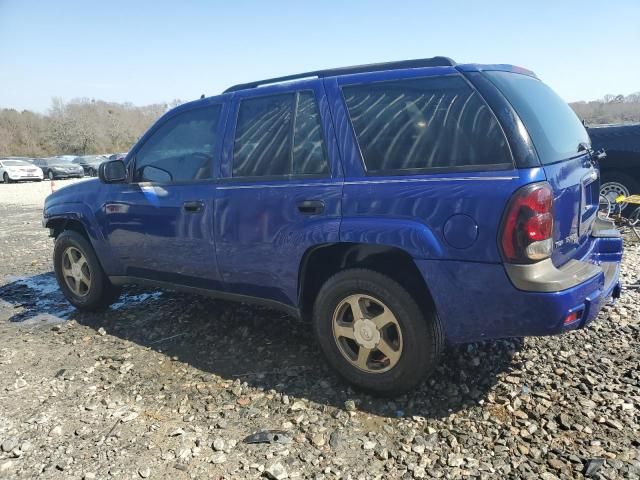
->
xmin=1 ymin=0 xmax=639 ymax=112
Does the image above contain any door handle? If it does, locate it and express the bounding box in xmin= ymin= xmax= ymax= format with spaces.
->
xmin=183 ymin=200 xmax=204 ymax=213
xmin=296 ymin=200 xmax=325 ymax=215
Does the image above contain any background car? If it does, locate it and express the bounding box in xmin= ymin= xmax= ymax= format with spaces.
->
xmin=588 ymin=124 xmax=640 ymax=216
xmin=0 ymin=158 xmax=44 ymax=183
xmin=32 ymin=157 xmax=85 ymax=180
xmin=72 ymin=155 xmax=107 ymax=176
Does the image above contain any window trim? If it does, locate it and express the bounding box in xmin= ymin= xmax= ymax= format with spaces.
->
xmin=129 ymin=103 xmax=224 ymax=185
xmin=230 ymin=89 xmax=331 ymax=181
xmin=340 ymin=73 xmax=515 ymax=176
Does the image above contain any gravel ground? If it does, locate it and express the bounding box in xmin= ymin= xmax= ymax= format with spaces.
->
xmin=0 ymin=188 xmax=638 ymax=479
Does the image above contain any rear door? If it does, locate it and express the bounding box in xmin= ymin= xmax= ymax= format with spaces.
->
xmin=485 ymin=71 xmax=599 ymax=266
xmin=215 ymin=81 xmax=342 ymax=306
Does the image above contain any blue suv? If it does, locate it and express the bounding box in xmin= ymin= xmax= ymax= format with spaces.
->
xmin=43 ymin=57 xmax=623 ymax=394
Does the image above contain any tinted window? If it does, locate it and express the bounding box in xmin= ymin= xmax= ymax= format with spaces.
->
xmin=233 ymin=91 xmax=328 ymax=177
xmin=233 ymin=94 xmax=293 ymax=177
xmin=343 ymin=76 xmax=511 ymax=173
xmin=293 ymin=92 xmax=329 ymax=175
xmin=134 ymin=105 xmax=221 ymax=182
xmin=486 ymin=71 xmax=590 ymax=165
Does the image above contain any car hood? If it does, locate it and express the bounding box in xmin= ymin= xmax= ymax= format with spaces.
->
xmin=44 ymin=178 xmax=99 ymax=211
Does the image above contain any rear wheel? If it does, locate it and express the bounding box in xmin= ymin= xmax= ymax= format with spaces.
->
xmin=312 ymin=269 xmax=443 ymax=395
xmin=3 ymin=173 xmax=11 ymax=183
xmin=88 ymin=168 xmax=96 ymax=177
xmin=48 ymin=170 xmax=55 ymax=181
xmin=54 ymin=230 xmax=121 ymax=311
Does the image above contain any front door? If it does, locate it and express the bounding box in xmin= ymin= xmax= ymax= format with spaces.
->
xmin=98 ymin=102 xmax=226 ymax=288
xmin=215 ymin=82 xmax=342 ymax=306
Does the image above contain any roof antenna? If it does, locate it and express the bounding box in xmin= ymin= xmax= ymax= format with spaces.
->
xmin=200 ymin=94 xmax=205 ymax=99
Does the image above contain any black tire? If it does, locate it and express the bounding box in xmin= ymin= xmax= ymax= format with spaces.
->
xmin=600 ymin=171 xmax=640 ymax=215
xmin=312 ymin=268 xmax=443 ymax=396
xmin=48 ymin=170 xmax=55 ymax=181
xmin=88 ymin=168 xmax=96 ymax=177
xmin=3 ymin=172 xmax=11 ymax=184
xmin=53 ymin=230 xmax=121 ymax=311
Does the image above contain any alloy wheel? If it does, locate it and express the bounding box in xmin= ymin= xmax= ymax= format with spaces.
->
xmin=61 ymin=246 xmax=91 ymax=297
xmin=331 ymin=294 xmax=403 ymax=374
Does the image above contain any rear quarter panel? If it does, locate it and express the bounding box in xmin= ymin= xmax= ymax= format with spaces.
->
xmin=323 ymin=73 xmax=545 ymax=262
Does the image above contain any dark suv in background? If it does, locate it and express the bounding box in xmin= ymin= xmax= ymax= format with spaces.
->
xmin=588 ymin=123 xmax=640 ymax=216
xmin=73 ymin=155 xmax=107 ymax=177
xmin=43 ymin=58 xmax=622 ymax=394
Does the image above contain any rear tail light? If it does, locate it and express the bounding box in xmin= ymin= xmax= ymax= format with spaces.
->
xmin=500 ymin=182 xmax=554 ymax=264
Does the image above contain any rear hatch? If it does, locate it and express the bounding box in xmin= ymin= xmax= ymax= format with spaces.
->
xmin=485 ymin=71 xmax=599 ymax=267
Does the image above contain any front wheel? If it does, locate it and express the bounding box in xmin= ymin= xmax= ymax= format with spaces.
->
xmin=3 ymin=172 xmax=11 ymax=183
xmin=53 ymin=230 xmax=121 ymax=311
xmin=313 ymin=269 xmax=443 ymax=395
xmin=88 ymin=168 xmax=96 ymax=177
xmin=48 ymin=170 xmax=55 ymax=181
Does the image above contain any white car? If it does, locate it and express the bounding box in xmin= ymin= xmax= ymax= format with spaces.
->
xmin=0 ymin=158 xmax=44 ymax=183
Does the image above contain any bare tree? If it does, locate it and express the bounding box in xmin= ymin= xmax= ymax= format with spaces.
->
xmin=0 ymin=98 xmax=179 ymax=156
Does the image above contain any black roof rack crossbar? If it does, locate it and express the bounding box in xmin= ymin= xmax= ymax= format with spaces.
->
xmin=223 ymin=56 xmax=456 ymax=93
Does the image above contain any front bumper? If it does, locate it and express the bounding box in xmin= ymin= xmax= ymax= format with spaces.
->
xmin=52 ymin=171 xmax=84 ymax=178
xmin=7 ymin=172 xmax=43 ymax=181
xmin=415 ymin=231 xmax=622 ymax=344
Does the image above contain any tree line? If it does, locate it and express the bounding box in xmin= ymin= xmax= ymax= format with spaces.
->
xmin=0 ymin=98 xmax=180 ymax=157
xmin=571 ymin=92 xmax=640 ymax=126
xmin=1 ymin=93 xmax=639 ymax=158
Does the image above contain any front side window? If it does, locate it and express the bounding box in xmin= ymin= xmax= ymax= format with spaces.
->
xmin=233 ymin=91 xmax=329 ymax=178
xmin=134 ymin=105 xmax=222 ymax=183
xmin=343 ymin=75 xmax=512 ymax=173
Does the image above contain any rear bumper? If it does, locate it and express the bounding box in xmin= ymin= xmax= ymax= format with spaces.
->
xmin=415 ymin=234 xmax=622 ymax=344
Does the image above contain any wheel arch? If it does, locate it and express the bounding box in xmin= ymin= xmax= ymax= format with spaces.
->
xmin=298 ymin=242 xmax=437 ymax=322
xmin=46 ymin=216 xmax=90 ymax=241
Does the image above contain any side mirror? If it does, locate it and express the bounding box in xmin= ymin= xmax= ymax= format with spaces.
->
xmin=99 ymin=159 xmax=127 ymax=183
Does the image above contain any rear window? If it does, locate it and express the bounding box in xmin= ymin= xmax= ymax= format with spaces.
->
xmin=486 ymin=71 xmax=590 ymax=165
xmin=343 ymin=75 xmax=512 ymax=174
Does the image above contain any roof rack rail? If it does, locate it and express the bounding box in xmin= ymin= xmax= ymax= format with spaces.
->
xmin=223 ymin=56 xmax=456 ymax=93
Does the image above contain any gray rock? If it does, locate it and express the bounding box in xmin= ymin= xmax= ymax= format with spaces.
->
xmin=212 ymin=437 xmax=225 ymax=451
xmin=138 ymin=467 xmax=151 ymax=478
xmin=584 ymin=458 xmax=605 ymax=477
xmin=264 ymin=462 xmax=288 ymax=480
xmin=344 ymin=400 xmax=356 ymax=412
xmin=1 ymin=438 xmax=18 ymax=453
xmin=210 ymin=451 xmax=227 ymax=464
xmin=329 ymin=431 xmax=346 ymax=450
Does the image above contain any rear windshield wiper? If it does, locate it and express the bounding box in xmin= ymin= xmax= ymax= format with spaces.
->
xmin=578 ymin=142 xmax=606 ymax=162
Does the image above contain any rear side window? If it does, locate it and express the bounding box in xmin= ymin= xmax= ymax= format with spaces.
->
xmin=233 ymin=91 xmax=329 ymax=177
xmin=486 ymin=71 xmax=590 ymax=165
xmin=134 ymin=105 xmax=222 ymax=183
xmin=343 ymin=75 xmax=512 ymax=173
